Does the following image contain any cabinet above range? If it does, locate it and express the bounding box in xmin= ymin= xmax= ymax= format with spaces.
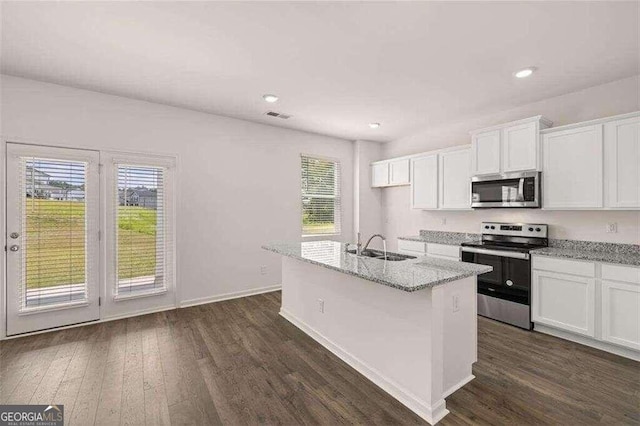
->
xmin=470 ymin=115 xmax=552 ymax=176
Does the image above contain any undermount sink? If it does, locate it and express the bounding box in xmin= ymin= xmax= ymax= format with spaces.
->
xmin=347 ymin=248 xmax=416 ymax=261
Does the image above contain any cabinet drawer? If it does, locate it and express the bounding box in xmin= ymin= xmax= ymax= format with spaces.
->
xmin=427 ymin=243 xmax=459 ymax=259
xmin=397 ymin=239 xmax=426 ymax=254
xmin=602 ymin=264 xmax=640 ymax=285
xmin=532 ymin=256 xmax=595 ymax=277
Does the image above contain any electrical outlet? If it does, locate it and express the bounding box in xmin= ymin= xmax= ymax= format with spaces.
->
xmin=318 ymin=299 xmax=324 ymax=313
xmin=260 ymin=265 xmax=267 ymax=275
xmin=606 ymin=223 xmax=618 ymax=233
xmin=452 ymin=294 xmax=460 ymax=313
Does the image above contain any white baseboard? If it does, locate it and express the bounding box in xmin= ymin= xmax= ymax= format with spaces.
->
xmin=102 ymin=304 xmax=177 ymax=322
xmin=443 ymin=374 xmax=475 ymax=398
xmin=179 ymin=284 xmax=281 ymax=308
xmin=280 ymin=308 xmax=449 ymax=425
xmin=534 ymin=323 xmax=640 ymax=362
xmin=1 ymin=286 xmax=282 ymax=340
xmin=2 ymin=304 xmax=177 ymax=341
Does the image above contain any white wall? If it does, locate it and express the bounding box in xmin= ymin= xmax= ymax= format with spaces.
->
xmin=0 ymin=75 xmax=355 ymax=310
xmin=353 ymin=140 xmax=384 ymax=248
xmin=379 ymin=75 xmax=640 ymax=248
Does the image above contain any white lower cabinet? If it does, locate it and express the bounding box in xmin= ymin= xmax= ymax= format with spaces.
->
xmin=397 ymin=239 xmax=459 ymax=261
xmin=532 ymin=270 xmax=596 ymax=337
xmin=397 ymin=239 xmax=426 ymax=256
xmin=426 ymin=243 xmax=460 ymax=260
xmin=532 ymin=256 xmax=640 ymax=357
xmin=601 ymin=280 xmax=640 ymax=351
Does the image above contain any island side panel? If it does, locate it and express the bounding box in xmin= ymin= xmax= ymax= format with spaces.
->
xmin=280 ymin=256 xmax=458 ymax=424
xmin=442 ymin=276 xmax=477 ymax=396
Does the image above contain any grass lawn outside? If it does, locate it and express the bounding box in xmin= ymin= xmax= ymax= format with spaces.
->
xmin=24 ymin=199 xmax=157 ymax=289
xmin=302 ymin=222 xmax=338 ymax=236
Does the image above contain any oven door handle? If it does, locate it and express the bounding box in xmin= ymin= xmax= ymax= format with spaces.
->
xmin=461 ymin=247 xmax=530 ymax=260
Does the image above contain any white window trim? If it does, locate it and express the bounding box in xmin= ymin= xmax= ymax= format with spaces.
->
xmin=103 ymin=152 xmax=177 ymax=302
xmin=300 ymin=153 xmax=342 ymax=238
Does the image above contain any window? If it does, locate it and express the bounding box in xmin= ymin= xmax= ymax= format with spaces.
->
xmin=112 ymin=159 xmax=174 ymax=299
xmin=19 ymin=157 xmax=94 ymax=309
xmin=301 ymin=155 xmax=341 ymax=236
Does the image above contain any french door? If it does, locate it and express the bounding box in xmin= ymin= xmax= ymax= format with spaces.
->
xmin=6 ymin=143 xmax=100 ymax=335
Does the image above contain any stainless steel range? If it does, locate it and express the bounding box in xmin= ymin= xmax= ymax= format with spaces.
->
xmin=461 ymin=222 xmax=548 ymax=330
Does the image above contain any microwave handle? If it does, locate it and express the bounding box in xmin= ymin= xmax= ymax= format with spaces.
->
xmin=517 ymin=178 xmax=524 ymax=201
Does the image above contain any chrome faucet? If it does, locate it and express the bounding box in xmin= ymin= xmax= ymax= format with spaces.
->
xmin=362 ymin=234 xmax=385 ymax=253
xmin=345 ymin=233 xmax=386 ymax=255
xmin=345 ymin=232 xmax=364 ymax=255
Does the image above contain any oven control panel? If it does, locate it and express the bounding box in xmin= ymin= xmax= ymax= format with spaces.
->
xmin=481 ymin=222 xmax=548 ymax=238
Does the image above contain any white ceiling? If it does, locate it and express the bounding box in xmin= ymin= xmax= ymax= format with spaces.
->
xmin=2 ymin=1 xmax=638 ymax=142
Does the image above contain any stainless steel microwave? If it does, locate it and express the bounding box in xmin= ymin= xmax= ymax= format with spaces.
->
xmin=471 ymin=171 xmax=541 ymax=208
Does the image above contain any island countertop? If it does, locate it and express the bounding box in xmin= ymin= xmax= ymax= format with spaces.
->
xmin=262 ymin=240 xmax=492 ymax=292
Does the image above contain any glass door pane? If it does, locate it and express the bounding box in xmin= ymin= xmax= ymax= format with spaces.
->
xmin=6 ymin=143 xmax=100 ymax=336
xmin=23 ymin=158 xmax=88 ymax=308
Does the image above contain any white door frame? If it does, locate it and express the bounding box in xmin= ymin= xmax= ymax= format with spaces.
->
xmin=5 ymin=142 xmax=101 ymax=335
xmin=1 ymin=137 xmax=180 ymax=340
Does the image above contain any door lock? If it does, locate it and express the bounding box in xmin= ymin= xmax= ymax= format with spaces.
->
xmin=9 ymin=232 xmax=19 ymax=239
xmin=9 ymin=245 xmax=19 ymax=252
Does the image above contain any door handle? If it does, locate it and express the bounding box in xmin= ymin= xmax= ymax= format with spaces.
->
xmin=10 ymin=232 xmax=19 ymax=239
xmin=9 ymin=245 xmax=19 ymax=252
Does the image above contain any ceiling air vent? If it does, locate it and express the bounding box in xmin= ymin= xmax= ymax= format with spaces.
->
xmin=265 ymin=111 xmax=292 ymax=120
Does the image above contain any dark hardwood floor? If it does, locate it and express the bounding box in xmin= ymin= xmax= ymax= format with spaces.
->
xmin=1 ymin=291 xmax=638 ymax=425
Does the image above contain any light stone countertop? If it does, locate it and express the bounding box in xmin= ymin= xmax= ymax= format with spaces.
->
xmin=262 ymin=240 xmax=492 ymax=292
xmin=532 ymin=242 xmax=640 ymax=267
xmin=398 ymin=230 xmax=480 ymax=246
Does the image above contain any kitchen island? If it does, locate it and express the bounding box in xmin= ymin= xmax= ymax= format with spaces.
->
xmin=263 ymin=241 xmax=492 ymax=424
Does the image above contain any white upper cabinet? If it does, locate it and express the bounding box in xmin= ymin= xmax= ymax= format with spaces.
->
xmin=389 ymin=159 xmax=410 ymax=186
xmin=543 ymin=124 xmax=604 ymax=209
xmin=604 ymin=115 xmax=640 ymax=209
xmin=371 ymin=159 xmax=410 ymax=187
xmin=471 ymin=130 xmax=501 ymax=175
xmin=411 ymin=154 xmax=438 ymax=209
xmin=470 ymin=116 xmax=551 ymax=176
xmin=371 ymin=162 xmax=389 ymax=187
xmin=439 ymin=148 xmax=471 ymax=210
xmin=502 ymin=121 xmax=539 ymax=172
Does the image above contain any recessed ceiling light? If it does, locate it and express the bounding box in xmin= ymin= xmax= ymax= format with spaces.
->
xmin=369 ymin=122 xmax=381 ymax=129
xmin=514 ymin=67 xmax=536 ymax=78
xmin=262 ymin=94 xmax=279 ymax=103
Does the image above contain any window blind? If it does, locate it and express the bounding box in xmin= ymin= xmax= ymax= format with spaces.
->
xmin=19 ymin=157 xmax=91 ymax=310
xmin=301 ymin=155 xmax=341 ymax=236
xmin=115 ymin=164 xmax=170 ymax=296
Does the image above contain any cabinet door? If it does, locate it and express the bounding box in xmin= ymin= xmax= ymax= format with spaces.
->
xmin=604 ymin=115 xmax=640 ymax=209
xmin=397 ymin=239 xmax=426 ymax=256
xmin=602 ymin=279 xmax=640 ymax=351
xmin=427 ymin=243 xmax=460 ymax=260
xmin=502 ymin=121 xmax=538 ymax=172
xmin=389 ymin=159 xmax=410 ymax=185
xmin=532 ymin=270 xmax=596 ymax=337
xmin=439 ymin=149 xmax=471 ymax=209
xmin=411 ymin=155 xmax=438 ymax=209
xmin=471 ymin=130 xmax=501 ymax=175
xmin=543 ymin=125 xmax=603 ymax=209
xmin=371 ymin=162 xmax=389 ymax=187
